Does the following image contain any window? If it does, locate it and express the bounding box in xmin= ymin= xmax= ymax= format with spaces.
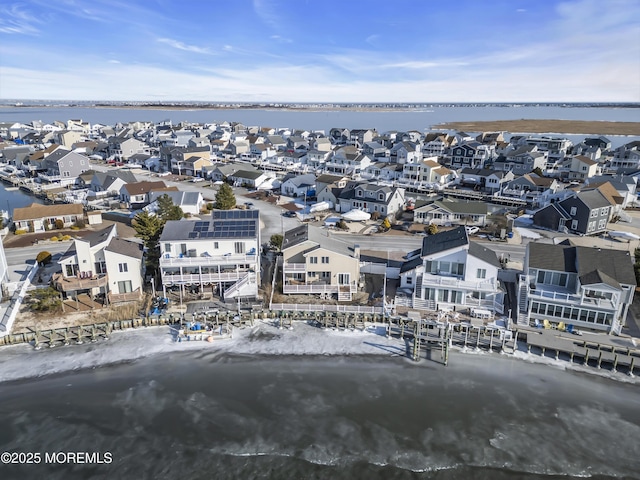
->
xmin=587 ymin=221 xmax=596 ymax=232
xmin=570 ymin=206 xmax=577 ymax=216
xmin=320 ymin=272 xmax=330 ymax=279
xmin=117 ymin=280 xmax=133 ymax=294
xmin=310 ymin=256 xmax=318 ymax=264
xmin=214 ymin=242 xmax=219 ymax=249
xmin=94 ymin=262 xmax=107 ymax=274
xmin=406 ymin=276 xmax=413 ymax=285
xmin=477 ymin=268 xmax=487 ymax=279
xmin=118 ymin=263 xmax=128 ymax=273
xmin=600 ymin=207 xmax=608 ymax=216
xmin=165 ymin=243 xmax=172 ymax=252
xmin=438 ymin=290 xmax=449 ymax=302
xmin=321 ymin=256 xmax=329 ymax=264
xmin=235 ymin=242 xmax=245 ymax=254
xmin=571 ymin=220 xmax=578 ymax=230
xmin=598 ymin=219 xmax=606 ymax=229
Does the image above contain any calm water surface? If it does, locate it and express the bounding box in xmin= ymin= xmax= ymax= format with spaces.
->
xmin=0 ymin=352 xmax=638 ymax=479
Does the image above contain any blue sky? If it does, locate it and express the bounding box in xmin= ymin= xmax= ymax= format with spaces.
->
xmin=1 ymin=0 xmax=639 ymax=102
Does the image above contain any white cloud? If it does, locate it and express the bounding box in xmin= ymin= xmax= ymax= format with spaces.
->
xmin=270 ymin=35 xmax=292 ymax=44
xmin=365 ymin=34 xmax=380 ymax=46
xmin=157 ymin=38 xmax=214 ymax=55
xmin=0 ymin=4 xmax=42 ymax=35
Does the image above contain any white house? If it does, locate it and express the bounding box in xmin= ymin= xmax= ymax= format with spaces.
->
xmin=53 ymin=224 xmax=144 ymax=303
xmin=397 ymin=226 xmax=504 ymax=314
xmin=147 ymin=190 xmax=205 ymax=216
xmin=158 ymin=209 xmax=261 ymax=300
xmin=281 ymin=174 xmax=316 ymax=198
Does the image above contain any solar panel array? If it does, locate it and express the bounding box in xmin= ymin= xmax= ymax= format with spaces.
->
xmin=185 ymin=213 xmax=257 ymax=239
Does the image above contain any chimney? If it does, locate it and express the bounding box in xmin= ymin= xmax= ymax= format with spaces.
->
xmin=353 ymin=244 xmax=360 ymax=259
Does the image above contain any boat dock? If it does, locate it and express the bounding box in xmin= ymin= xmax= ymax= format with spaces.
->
xmin=515 ymin=327 xmax=640 ymax=375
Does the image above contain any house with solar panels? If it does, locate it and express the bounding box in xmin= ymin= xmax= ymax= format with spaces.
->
xmin=158 ymin=209 xmax=261 ymax=300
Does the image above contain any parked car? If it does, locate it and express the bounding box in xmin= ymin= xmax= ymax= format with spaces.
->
xmin=192 ymin=177 xmax=205 ymax=183
xmin=283 ymin=211 xmax=297 ymax=217
xmin=465 ymin=226 xmax=480 ymax=235
xmin=244 ymin=201 xmax=254 ymax=207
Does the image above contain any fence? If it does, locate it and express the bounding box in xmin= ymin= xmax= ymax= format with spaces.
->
xmin=0 ymin=263 xmax=38 ymax=337
xmin=269 ymin=303 xmax=383 ymax=314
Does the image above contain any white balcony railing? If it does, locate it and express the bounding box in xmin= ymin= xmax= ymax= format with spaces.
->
xmin=160 ymin=253 xmax=257 ymax=267
xmin=421 ymin=274 xmax=498 ymax=292
xmin=283 ymin=281 xmax=357 ymax=295
xmin=161 ymin=271 xmax=246 ymax=285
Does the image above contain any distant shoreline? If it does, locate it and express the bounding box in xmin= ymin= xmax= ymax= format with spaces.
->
xmin=434 ymin=119 xmax=640 ymax=136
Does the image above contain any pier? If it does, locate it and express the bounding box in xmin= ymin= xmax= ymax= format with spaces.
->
xmin=515 ymin=327 xmax=640 ymax=375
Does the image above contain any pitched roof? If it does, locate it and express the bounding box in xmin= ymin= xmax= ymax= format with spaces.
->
xmin=420 ymin=226 xmax=468 ymax=257
xmin=105 ymin=237 xmax=143 ymax=260
xmin=13 ymin=203 xmax=83 ymax=221
xmin=468 ymin=242 xmax=500 ymax=268
xmin=122 ymin=181 xmax=167 ymax=195
xmin=79 ymin=224 xmax=116 ymax=247
xmin=527 ymin=243 xmax=635 ymax=286
xmin=160 ymin=209 xmax=259 ymax=242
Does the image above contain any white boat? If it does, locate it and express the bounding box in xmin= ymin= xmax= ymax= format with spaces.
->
xmin=608 ymin=230 xmax=640 ymax=241
xmin=341 ymin=209 xmax=371 ymax=222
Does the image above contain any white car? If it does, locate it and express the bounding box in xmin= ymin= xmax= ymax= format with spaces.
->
xmin=191 ymin=177 xmax=205 ymax=183
xmin=157 ymin=171 xmax=171 ymax=177
xmin=465 ymin=226 xmax=480 ymax=235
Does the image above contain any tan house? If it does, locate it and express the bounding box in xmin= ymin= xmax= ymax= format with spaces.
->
xmin=281 ymin=224 xmax=361 ymax=301
xmin=13 ymin=203 xmax=84 ymax=232
xmin=119 ymin=181 xmax=173 ymax=208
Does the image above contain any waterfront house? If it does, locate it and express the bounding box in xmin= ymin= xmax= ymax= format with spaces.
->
xmin=158 ymin=209 xmax=261 ymax=300
xmin=53 ymin=224 xmax=144 ymax=304
xmin=281 ymin=224 xmax=360 ymax=301
xmin=337 ymin=183 xmax=405 ymax=217
xmin=446 ymin=141 xmax=493 ymax=169
xmin=609 ymin=141 xmax=640 ymax=171
xmin=517 ymin=242 xmax=635 ymax=334
xmin=396 ymin=226 xmax=504 ymax=314
xmin=13 ymin=203 xmax=84 ymax=233
xmin=40 ymin=149 xmax=91 ymax=185
xmin=413 ymin=199 xmax=488 ymax=227
xmin=501 ymin=174 xmax=560 ymax=203
xmin=532 ymin=189 xmax=613 ymax=235
xmin=389 ymin=141 xmax=423 ymax=165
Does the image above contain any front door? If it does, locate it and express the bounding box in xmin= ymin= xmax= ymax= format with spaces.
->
xmin=338 ymin=273 xmax=350 ymax=285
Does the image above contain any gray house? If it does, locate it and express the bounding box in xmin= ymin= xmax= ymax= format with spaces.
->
xmin=41 ymin=149 xmax=91 ymax=184
xmin=532 ymin=190 xmax=612 ymax=235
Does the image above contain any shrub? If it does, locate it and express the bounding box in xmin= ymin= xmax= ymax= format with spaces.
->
xmin=74 ymin=219 xmax=86 ymax=228
xmin=36 ymin=251 xmax=52 ymax=265
xmin=49 ymin=236 xmax=58 ymax=242
xmin=70 ymin=226 xmax=80 ymax=230
xmin=15 ymin=229 xmax=27 ymax=235
xmin=54 ymin=219 xmax=64 ymax=230
xmin=370 ymin=211 xmax=380 ymax=221
xmin=428 ymin=223 xmax=438 ymax=235
xmin=60 ymin=235 xmax=72 ymax=241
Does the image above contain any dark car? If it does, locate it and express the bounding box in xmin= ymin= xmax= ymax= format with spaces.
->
xmin=283 ymin=211 xmax=297 ymax=217
xmin=244 ymin=202 xmax=254 ymax=207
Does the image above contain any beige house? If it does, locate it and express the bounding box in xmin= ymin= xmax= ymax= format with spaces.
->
xmin=281 ymin=225 xmax=361 ymax=301
xmin=13 ymin=203 xmax=84 ymax=232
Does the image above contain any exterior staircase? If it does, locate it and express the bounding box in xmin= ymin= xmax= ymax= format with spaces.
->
xmin=338 ymin=285 xmax=352 ymax=302
xmin=223 ymin=272 xmax=255 ymax=299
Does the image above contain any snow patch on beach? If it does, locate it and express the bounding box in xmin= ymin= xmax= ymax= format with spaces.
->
xmin=0 ymin=321 xmax=407 ymax=383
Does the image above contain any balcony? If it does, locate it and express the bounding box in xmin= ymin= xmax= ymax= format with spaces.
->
xmin=109 ymin=287 xmax=142 ymax=303
xmin=421 ymin=274 xmax=498 ymax=292
xmin=160 ymin=253 xmax=257 ymax=267
xmin=53 ymin=272 xmax=109 ymax=292
xmin=283 ymin=262 xmax=307 ymax=273
xmin=283 ymin=281 xmax=357 ymax=295
xmin=161 ymin=271 xmax=249 ymax=285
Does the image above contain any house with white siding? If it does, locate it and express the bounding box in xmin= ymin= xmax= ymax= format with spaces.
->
xmin=158 ymin=209 xmax=260 ymax=300
xmin=397 ymin=226 xmax=504 ymax=314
